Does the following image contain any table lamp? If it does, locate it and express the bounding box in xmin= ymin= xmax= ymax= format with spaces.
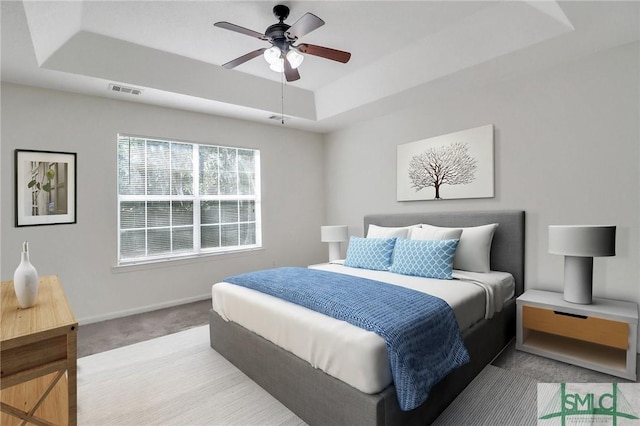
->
xmin=321 ymin=225 xmax=348 ymax=262
xmin=548 ymin=225 xmax=616 ymax=304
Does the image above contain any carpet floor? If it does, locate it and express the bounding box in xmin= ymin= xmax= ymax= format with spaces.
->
xmin=77 ymin=299 xmax=212 ymax=358
xmin=78 ymin=325 xmax=541 ymax=426
xmin=433 ymin=365 xmax=537 ymax=426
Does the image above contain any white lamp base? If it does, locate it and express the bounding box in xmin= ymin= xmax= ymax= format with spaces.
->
xmin=328 ymin=242 xmax=341 ymax=263
xmin=563 ymin=255 xmax=594 ymax=304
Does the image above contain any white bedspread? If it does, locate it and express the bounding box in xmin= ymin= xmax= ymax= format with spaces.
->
xmin=211 ymin=264 xmax=514 ymax=395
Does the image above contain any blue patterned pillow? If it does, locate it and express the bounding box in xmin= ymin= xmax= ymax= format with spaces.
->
xmin=344 ymin=236 xmax=397 ymax=271
xmin=389 ymin=239 xmax=459 ymax=279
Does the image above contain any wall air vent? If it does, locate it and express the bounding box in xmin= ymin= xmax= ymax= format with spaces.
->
xmin=109 ymin=84 xmax=142 ymax=96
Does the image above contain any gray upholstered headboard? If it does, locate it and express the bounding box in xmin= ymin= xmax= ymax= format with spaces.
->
xmin=364 ymin=210 xmax=525 ymax=296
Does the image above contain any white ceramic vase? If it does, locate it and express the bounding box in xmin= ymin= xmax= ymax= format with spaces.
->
xmin=13 ymin=241 xmax=39 ymax=308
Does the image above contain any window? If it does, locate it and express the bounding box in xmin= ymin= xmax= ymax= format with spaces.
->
xmin=117 ymin=135 xmax=261 ymax=265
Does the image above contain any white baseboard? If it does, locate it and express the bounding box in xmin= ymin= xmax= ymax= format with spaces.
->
xmin=77 ymin=293 xmax=212 ymax=325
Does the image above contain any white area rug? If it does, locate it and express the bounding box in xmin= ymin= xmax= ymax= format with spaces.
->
xmin=77 ymin=325 xmax=305 ymax=425
xmin=78 ymin=325 xmax=538 ymax=425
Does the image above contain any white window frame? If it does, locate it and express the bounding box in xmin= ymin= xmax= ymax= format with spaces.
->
xmin=116 ymin=134 xmax=262 ymax=266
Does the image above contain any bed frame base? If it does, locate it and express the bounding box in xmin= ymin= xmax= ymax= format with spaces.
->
xmin=210 ymin=299 xmax=515 ymax=426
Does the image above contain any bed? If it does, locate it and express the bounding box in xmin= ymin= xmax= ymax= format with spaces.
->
xmin=209 ymin=210 xmax=525 ymax=425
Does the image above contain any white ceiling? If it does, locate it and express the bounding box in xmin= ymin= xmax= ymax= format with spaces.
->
xmin=2 ymin=1 xmax=639 ymax=133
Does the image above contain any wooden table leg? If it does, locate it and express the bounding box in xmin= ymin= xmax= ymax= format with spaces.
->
xmin=67 ymin=325 xmax=77 ymax=426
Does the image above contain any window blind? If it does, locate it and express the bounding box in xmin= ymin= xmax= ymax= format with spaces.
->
xmin=117 ymin=135 xmax=261 ymax=265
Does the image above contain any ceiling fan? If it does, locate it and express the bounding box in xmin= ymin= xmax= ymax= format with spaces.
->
xmin=214 ymin=4 xmax=351 ymax=82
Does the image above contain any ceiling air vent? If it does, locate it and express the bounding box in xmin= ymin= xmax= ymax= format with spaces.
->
xmin=268 ymin=115 xmax=290 ymax=122
xmin=109 ymin=83 xmax=142 ymax=96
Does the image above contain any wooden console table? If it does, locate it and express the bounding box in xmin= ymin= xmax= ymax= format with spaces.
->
xmin=1 ymin=275 xmax=78 ymax=425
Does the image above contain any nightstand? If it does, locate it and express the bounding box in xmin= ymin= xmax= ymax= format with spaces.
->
xmin=516 ymin=289 xmax=638 ymax=381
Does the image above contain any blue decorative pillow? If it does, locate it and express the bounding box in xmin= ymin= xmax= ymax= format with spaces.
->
xmin=389 ymin=239 xmax=459 ymax=279
xmin=344 ymin=236 xmax=397 ymax=271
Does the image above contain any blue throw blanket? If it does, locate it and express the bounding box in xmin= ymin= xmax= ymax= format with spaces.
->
xmin=224 ymin=267 xmax=470 ymax=410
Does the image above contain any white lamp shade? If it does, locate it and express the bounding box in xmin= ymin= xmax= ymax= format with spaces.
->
xmin=286 ymin=50 xmax=304 ymax=69
xmin=269 ymin=59 xmax=284 ymax=72
xmin=548 ymin=225 xmax=616 ymax=257
xmin=263 ymin=46 xmax=281 ymax=65
xmin=321 ymin=225 xmax=348 ymax=242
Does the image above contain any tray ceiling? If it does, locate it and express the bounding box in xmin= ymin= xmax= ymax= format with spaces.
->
xmin=2 ymin=1 xmax=638 ymax=132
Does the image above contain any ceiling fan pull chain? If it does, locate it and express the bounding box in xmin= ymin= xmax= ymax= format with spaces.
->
xmin=281 ymin=71 xmax=285 ymax=125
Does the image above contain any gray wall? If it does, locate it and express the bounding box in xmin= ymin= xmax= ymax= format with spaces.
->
xmin=325 ymin=42 xmax=640 ymax=346
xmin=1 ymin=41 xmax=638 ymax=349
xmin=1 ymin=83 xmax=326 ymax=323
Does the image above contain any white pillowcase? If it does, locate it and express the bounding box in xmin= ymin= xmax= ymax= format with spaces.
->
xmin=416 ymin=223 xmax=498 ymax=273
xmin=411 ymin=226 xmax=463 ymax=241
xmin=366 ymin=224 xmax=419 ymax=239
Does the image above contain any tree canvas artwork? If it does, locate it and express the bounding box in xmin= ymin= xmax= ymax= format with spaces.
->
xmin=397 ymin=125 xmax=494 ymax=201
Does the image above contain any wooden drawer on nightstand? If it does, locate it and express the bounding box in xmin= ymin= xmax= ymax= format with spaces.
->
xmin=522 ymin=305 xmax=629 ymax=349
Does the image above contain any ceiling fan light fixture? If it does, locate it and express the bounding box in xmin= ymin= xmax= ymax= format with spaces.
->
xmin=263 ymin=46 xmax=281 ymax=65
xmin=286 ymin=50 xmax=304 ymax=69
xmin=269 ymin=59 xmax=284 ymax=73
xmin=215 ymin=5 xmax=350 ymax=82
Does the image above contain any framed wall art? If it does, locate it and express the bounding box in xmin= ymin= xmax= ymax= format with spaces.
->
xmin=397 ymin=124 xmax=494 ymax=201
xmin=15 ymin=149 xmax=77 ymax=226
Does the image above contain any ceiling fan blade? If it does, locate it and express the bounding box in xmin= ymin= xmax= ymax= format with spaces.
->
xmin=297 ymin=44 xmax=351 ymax=63
xmin=284 ymin=58 xmax=301 ymax=82
xmin=214 ymin=22 xmax=267 ymax=40
xmin=222 ymin=48 xmax=267 ymax=69
xmin=286 ymin=13 xmax=325 ymax=40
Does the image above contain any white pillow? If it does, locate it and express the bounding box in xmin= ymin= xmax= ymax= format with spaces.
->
xmin=419 ymin=223 xmax=498 ymax=273
xmin=366 ymin=224 xmax=419 ymax=239
xmin=411 ymin=225 xmax=463 ymax=241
